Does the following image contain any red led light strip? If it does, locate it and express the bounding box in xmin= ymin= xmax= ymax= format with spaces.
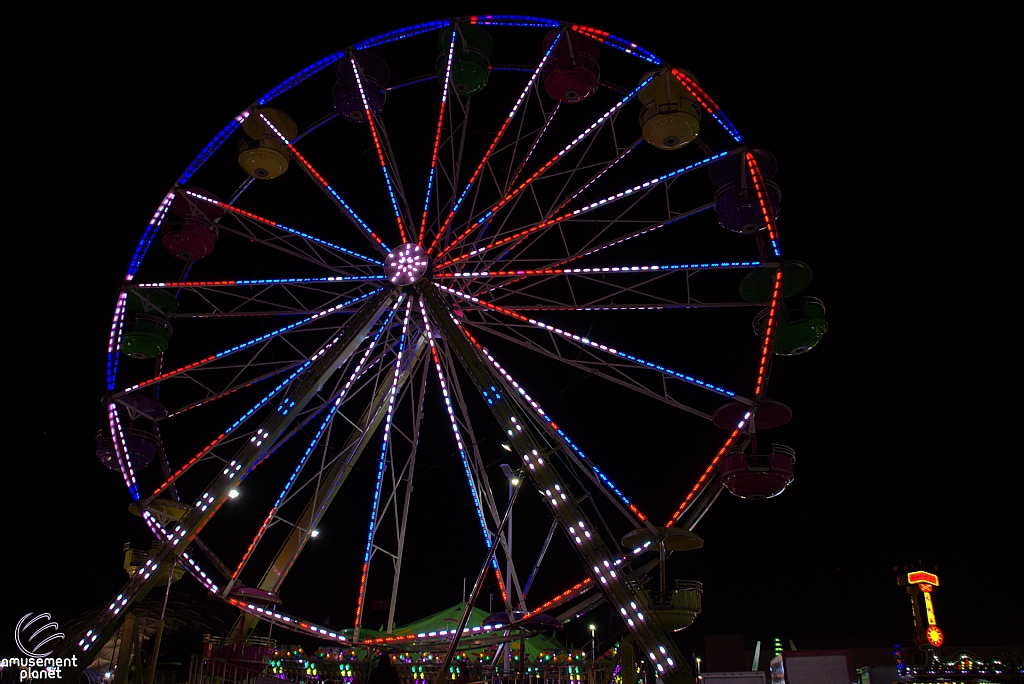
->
xmin=665 ymin=270 xmax=782 ymax=528
xmin=427 ymin=36 xmax=558 ymax=255
xmin=669 ymin=68 xmax=734 ymax=137
xmin=745 ymin=151 xmax=779 ymax=247
xmin=187 ymin=190 xmax=386 ymax=249
xmin=420 ymin=30 xmax=457 ymax=246
xmin=350 ymin=55 xmax=409 ymax=244
xmin=522 ymin=578 xmax=593 ymax=620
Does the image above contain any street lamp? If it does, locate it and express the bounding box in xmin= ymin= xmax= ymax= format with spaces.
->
xmin=589 ymin=624 xmax=596 ymax=666
xmin=695 ymin=657 xmax=701 ymax=681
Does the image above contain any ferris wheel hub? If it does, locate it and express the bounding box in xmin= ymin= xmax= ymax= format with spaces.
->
xmin=384 ymin=243 xmax=429 ymax=286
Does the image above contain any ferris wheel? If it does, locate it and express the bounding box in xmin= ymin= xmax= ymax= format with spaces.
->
xmin=82 ymin=15 xmax=826 ymax=683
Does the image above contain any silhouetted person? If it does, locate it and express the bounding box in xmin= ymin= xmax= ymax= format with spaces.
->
xmin=368 ymin=652 xmax=401 ymax=684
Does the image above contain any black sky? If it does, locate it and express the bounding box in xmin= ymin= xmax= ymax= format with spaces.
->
xmin=4 ymin=1 xmax=1020 ymax=665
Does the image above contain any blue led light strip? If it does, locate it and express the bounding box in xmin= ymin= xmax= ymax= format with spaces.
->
xmin=122 ymin=289 xmax=383 ymax=394
xmin=437 ymin=283 xmax=737 ymax=398
xmin=231 ymin=301 xmax=402 ymax=582
xmin=460 ymin=327 xmax=646 ymax=522
xmin=419 ymin=298 xmax=509 ymax=601
xmin=349 ymin=57 xmax=409 ymax=243
xmin=354 ymin=22 xmax=448 ymax=50
xmin=186 ymin=188 xmax=382 ymax=263
xmin=178 ymin=114 xmax=247 ymax=184
xmin=251 ymin=117 xmax=391 ymax=255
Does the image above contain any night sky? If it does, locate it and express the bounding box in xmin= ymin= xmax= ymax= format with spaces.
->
xmin=5 ymin=2 xmax=1020 ymax=669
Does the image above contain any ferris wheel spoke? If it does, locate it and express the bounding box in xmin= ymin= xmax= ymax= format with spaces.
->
xmin=226 ymin=299 xmax=405 ymax=591
xmin=254 ymin=110 xmax=393 ymax=254
xmin=417 ymin=30 xmax=458 ymax=246
xmin=473 ymin=264 xmax=768 ymax=311
xmin=438 ymin=283 xmax=746 ymax=401
xmin=131 ymin=279 xmax=381 ymax=320
xmin=419 ymin=301 xmax=516 ymax=608
xmin=434 ymin=328 xmax=525 ymax=608
xmin=184 ymin=188 xmax=383 ymax=268
xmin=501 ymin=99 xmax=559 ymax=199
xmin=338 ymin=58 xmax=412 ymax=243
xmin=426 ymin=37 xmax=559 ymax=256
xmin=117 ymin=289 xmax=382 ymax=396
xmin=355 ymin=297 xmax=414 ymax=636
xmin=463 ymin=313 xmax=718 ymax=421
xmin=435 ymin=71 xmax=654 ymax=261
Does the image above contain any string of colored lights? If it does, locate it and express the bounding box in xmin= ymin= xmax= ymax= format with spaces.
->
xmin=434 ymin=75 xmax=656 ymax=260
xmin=427 ymin=34 xmax=561 ymax=255
xmin=437 ymin=283 xmax=737 ymax=398
xmin=419 ymin=29 xmax=457 ymax=246
xmin=348 ymin=56 xmax=409 ymax=244
xmin=121 ymin=289 xmax=382 ymax=395
xmin=230 ymin=301 xmax=402 ymax=584
xmin=670 ymin=68 xmax=741 ymax=142
xmin=356 ymin=297 xmax=412 ymax=630
xmin=418 ymin=298 xmax=510 ymax=602
xmin=445 ymin=312 xmax=647 ymax=523
xmin=184 ymin=189 xmax=383 ymax=263
xmin=433 ymin=151 xmax=729 ymax=270
xmin=664 ymin=270 xmax=782 ymax=528
xmin=436 ymin=261 xmax=760 ymax=279
xmin=745 ymin=151 xmax=781 ymax=257
xmin=254 ymin=114 xmax=391 ymax=253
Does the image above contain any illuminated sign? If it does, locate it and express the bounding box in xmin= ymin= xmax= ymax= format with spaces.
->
xmin=926 ymin=625 xmax=944 ymax=647
xmin=907 ymin=571 xmax=939 ymax=586
xmin=923 ymin=591 xmax=936 ymax=625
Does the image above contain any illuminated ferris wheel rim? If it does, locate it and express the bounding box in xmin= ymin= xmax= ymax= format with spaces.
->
xmin=84 ymin=14 xmax=798 ymax=683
